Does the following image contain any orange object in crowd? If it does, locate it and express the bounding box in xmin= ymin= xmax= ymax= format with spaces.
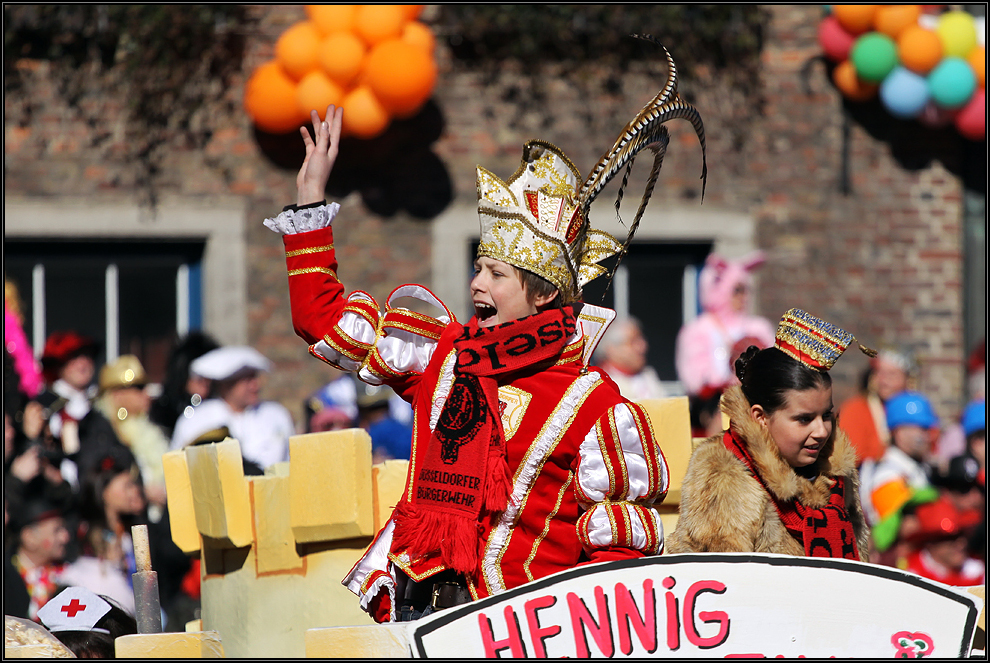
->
xmin=872 ymin=478 xmax=912 ymax=521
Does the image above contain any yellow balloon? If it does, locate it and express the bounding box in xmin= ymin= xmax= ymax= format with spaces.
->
xmin=936 ymin=10 xmax=978 ymax=59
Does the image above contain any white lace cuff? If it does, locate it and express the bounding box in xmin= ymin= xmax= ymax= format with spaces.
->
xmin=263 ymin=202 xmax=340 ymax=235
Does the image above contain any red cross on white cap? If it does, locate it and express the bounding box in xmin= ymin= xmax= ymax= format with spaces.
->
xmin=37 ymin=586 xmax=112 ymax=634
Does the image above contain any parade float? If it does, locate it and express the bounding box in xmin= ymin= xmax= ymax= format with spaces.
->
xmin=8 ymin=396 xmax=981 ymax=658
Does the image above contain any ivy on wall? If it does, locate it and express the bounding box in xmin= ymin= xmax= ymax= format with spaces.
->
xmin=438 ymin=5 xmax=766 ymax=73
xmin=434 ymin=5 xmax=768 ymax=145
xmin=3 ymin=5 xmax=249 ymax=207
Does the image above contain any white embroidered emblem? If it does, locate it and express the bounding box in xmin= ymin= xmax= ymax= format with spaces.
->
xmin=497 ymin=386 xmax=532 ymax=441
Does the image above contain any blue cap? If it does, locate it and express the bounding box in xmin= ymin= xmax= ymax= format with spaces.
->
xmin=961 ymin=399 xmax=986 ymax=437
xmin=885 ymin=391 xmax=939 ymax=430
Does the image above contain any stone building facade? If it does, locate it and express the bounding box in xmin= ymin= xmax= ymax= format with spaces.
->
xmin=4 ymin=6 xmax=983 ymax=430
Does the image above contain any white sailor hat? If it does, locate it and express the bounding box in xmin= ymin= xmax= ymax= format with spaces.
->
xmin=189 ymin=346 xmax=272 ymax=381
xmin=38 ymin=587 xmax=112 ymax=634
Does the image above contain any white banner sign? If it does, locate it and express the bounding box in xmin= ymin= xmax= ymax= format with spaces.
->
xmin=411 ymin=553 xmax=980 ymax=658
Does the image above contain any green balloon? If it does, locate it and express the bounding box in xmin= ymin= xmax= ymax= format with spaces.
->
xmin=851 ymin=32 xmax=899 ymax=83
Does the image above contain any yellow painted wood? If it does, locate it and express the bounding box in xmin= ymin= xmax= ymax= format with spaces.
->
xmin=162 ymin=450 xmax=200 ymax=553
xmin=969 ymin=585 xmax=985 ymax=633
xmin=114 ymin=631 xmax=225 ymax=658
xmin=201 ymin=544 xmax=376 ymax=658
xmin=289 ymin=429 xmax=374 ymax=542
xmin=305 ymin=623 xmax=412 ymax=658
xmin=186 ymin=439 xmax=253 ymax=548
xmin=253 ymin=474 xmax=304 ymax=574
xmin=266 ymin=461 xmax=291 ymax=477
xmin=636 ymin=397 xmax=692 ymax=505
xmin=658 ymin=511 xmax=680 ymax=542
xmin=372 ymin=460 xmax=409 ymax=532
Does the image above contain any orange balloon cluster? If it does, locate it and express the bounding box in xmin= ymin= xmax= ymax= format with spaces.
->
xmin=244 ymin=5 xmax=436 ymax=138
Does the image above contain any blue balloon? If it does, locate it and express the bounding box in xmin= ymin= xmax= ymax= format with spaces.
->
xmin=928 ymin=57 xmax=977 ymax=109
xmin=880 ymin=66 xmax=930 ymax=119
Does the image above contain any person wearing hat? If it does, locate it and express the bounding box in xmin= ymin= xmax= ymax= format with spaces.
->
xmin=667 ymin=309 xmax=872 ymax=561
xmin=36 ymin=331 xmax=132 ymax=489
xmin=6 ymin=492 xmax=71 ymax=621
xmin=39 ymin=331 xmax=100 ymax=423
xmin=169 ymin=345 xmax=295 ymax=471
xmin=902 ymin=496 xmax=984 ymax=587
xmin=960 ymin=398 xmax=985 ymax=486
xmin=149 ymin=332 xmax=220 ymax=439
xmin=93 ymin=355 xmax=169 ymax=520
xmin=674 ymin=252 xmax=775 ymax=436
xmin=38 ymin=586 xmax=138 ymax=658
xmin=266 ymin=82 xmax=701 ymax=621
xmin=59 ymin=447 xmax=146 ymax=616
xmin=859 ymin=390 xmax=941 ymax=563
xmin=304 ymin=372 xmax=358 ymax=434
xmin=837 ymin=347 xmax=917 ymax=465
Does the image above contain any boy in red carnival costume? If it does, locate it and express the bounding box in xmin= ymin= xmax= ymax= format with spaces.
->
xmin=265 ymin=40 xmax=706 ymax=622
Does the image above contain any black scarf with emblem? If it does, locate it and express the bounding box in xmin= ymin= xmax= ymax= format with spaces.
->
xmin=390 ymin=306 xmax=577 ymax=574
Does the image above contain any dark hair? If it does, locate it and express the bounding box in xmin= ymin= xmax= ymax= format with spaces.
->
xmin=53 ymin=594 xmax=137 ymax=658
xmin=77 ymin=448 xmax=146 ymax=556
xmin=149 ymin=332 xmax=220 ymax=435
xmin=735 ymin=346 xmax=831 ymax=415
xmin=517 ymin=268 xmax=562 ymax=308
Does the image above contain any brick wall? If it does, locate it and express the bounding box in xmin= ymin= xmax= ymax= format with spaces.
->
xmin=4 ymin=5 xmax=974 ymax=427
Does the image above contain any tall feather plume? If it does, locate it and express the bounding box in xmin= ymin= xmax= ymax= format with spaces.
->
xmin=576 ymin=35 xmax=708 ymax=295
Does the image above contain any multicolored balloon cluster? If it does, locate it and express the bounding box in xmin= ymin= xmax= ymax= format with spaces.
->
xmin=819 ymin=5 xmax=985 ymax=140
xmin=244 ymin=5 xmax=437 ymax=138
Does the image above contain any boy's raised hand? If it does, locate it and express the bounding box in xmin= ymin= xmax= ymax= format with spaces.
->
xmin=297 ymin=104 xmax=344 ymax=206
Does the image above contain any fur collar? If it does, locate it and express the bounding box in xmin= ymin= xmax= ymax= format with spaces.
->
xmin=721 ymin=386 xmax=859 ymax=509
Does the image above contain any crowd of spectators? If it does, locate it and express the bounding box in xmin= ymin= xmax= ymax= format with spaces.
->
xmin=4 ymin=271 xmax=985 ymax=647
xmin=3 ymin=275 xmax=421 ymax=638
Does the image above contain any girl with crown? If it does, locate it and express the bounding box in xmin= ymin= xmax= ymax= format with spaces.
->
xmin=264 ymin=39 xmax=707 ymax=622
xmin=667 ymin=309 xmax=874 ymax=560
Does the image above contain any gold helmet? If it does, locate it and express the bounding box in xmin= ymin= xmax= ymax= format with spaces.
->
xmin=98 ymin=355 xmax=147 ymax=392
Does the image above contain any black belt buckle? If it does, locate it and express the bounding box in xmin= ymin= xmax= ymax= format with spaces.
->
xmin=431 ymin=581 xmax=471 ymax=609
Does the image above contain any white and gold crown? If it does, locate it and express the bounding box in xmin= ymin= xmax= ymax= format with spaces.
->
xmin=477 ymin=140 xmax=622 ymax=303
xmin=476 ymin=36 xmax=708 ymax=304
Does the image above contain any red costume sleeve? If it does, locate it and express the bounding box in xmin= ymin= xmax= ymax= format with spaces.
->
xmin=283 ymin=226 xmax=345 ymax=346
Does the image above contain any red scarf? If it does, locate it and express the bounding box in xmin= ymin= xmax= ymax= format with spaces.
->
xmin=390 ymin=307 xmax=577 ymax=574
xmin=723 ymin=430 xmax=860 ymax=560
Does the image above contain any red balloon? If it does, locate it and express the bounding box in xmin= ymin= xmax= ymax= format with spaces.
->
xmin=819 ymin=16 xmax=856 ymax=62
xmin=955 ymin=89 xmax=985 ymax=140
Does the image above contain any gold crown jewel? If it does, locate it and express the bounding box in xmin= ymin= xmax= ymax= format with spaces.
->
xmin=476 ymin=36 xmax=707 ymax=302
